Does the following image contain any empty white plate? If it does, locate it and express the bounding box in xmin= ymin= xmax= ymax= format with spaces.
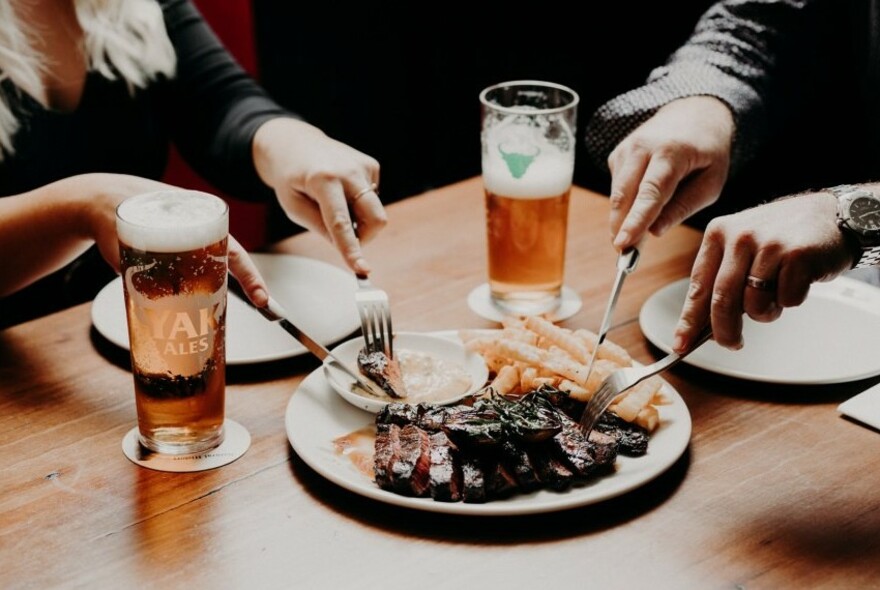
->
xmin=639 ymin=276 xmax=880 ymax=384
xmin=91 ymin=253 xmax=359 ymax=365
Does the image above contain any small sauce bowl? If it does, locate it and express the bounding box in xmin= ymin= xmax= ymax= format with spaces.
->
xmin=323 ymin=332 xmax=489 ymax=413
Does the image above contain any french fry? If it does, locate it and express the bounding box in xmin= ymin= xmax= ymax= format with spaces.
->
xmin=490 ymin=365 xmax=520 ymax=395
xmin=502 ymin=327 xmax=539 ymax=346
xmin=634 ymin=405 xmax=660 ymax=432
xmin=610 ymin=376 xmax=662 ymax=422
xmin=519 ymin=366 xmax=539 ymax=391
xmin=525 ymin=316 xmax=589 ymax=363
xmin=573 ymin=329 xmax=632 ymax=366
xmin=557 ymin=378 xmax=589 ymax=400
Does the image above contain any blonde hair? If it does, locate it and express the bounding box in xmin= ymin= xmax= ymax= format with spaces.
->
xmin=0 ymin=0 xmax=176 ymax=159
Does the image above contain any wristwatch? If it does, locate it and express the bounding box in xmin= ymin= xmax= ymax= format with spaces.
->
xmin=829 ymin=184 xmax=880 ymax=269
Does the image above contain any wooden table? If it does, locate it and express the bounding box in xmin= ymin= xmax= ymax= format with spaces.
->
xmin=2 ymin=177 xmax=879 ymax=589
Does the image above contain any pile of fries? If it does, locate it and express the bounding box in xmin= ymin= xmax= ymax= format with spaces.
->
xmin=459 ymin=316 xmax=668 ymax=432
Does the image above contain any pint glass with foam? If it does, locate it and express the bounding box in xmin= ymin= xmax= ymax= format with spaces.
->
xmin=116 ymin=190 xmax=229 ymax=455
xmin=480 ymin=81 xmax=579 ymax=316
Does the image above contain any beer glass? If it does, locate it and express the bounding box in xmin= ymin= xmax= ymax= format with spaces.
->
xmin=117 ymin=190 xmax=229 ymax=455
xmin=480 ymin=80 xmax=579 ymax=316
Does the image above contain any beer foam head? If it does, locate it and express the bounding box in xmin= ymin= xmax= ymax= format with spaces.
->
xmin=116 ymin=190 xmax=228 ymax=252
xmin=482 ymin=152 xmax=573 ymax=198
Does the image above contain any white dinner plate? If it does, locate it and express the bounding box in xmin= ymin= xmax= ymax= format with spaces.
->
xmin=639 ymin=276 xmax=880 ymax=384
xmin=91 ymin=253 xmax=359 ymax=365
xmin=286 ymin=331 xmax=692 ymax=516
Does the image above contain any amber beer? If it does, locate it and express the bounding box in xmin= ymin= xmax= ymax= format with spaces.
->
xmin=117 ymin=190 xmax=229 ymax=455
xmin=484 ymin=166 xmax=571 ymax=314
xmin=480 ymin=80 xmax=578 ymax=316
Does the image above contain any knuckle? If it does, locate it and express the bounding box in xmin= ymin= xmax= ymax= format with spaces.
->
xmin=329 ymin=212 xmax=354 ymax=234
xmin=711 ymin=290 xmax=740 ymax=317
xmin=636 ymin=179 xmax=664 ymax=203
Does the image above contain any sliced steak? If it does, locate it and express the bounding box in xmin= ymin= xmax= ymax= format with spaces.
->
xmin=461 ymin=455 xmax=486 ymax=503
xmin=391 ymin=424 xmax=431 ymax=496
xmin=550 ymin=421 xmax=596 ymax=477
xmin=587 ymin=429 xmax=619 ymax=468
xmin=358 ymin=349 xmax=407 ymax=399
xmin=596 ymin=412 xmax=650 ymax=456
xmin=428 ymin=432 xmax=461 ymax=502
xmin=373 ymin=423 xmax=401 ymax=490
xmin=376 ymin=402 xmax=420 ymax=427
xmin=500 ymin=439 xmax=541 ymax=492
xmin=485 ymin=460 xmax=519 ymax=499
xmin=528 ymin=445 xmax=575 ymax=491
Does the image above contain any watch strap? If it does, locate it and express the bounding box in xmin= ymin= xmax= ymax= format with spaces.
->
xmin=854 ymin=246 xmax=880 ymax=269
xmin=828 ymin=184 xmax=880 ymax=268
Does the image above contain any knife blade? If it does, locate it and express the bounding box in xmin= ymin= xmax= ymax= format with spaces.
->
xmin=259 ymin=298 xmax=390 ymax=398
xmin=584 ymin=246 xmax=640 ymax=384
xmin=229 ymin=280 xmax=389 ymax=399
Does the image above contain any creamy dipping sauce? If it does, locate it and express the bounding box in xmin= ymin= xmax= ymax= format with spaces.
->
xmin=356 ymin=348 xmax=472 ymax=403
xmin=399 ymin=349 xmax=472 ymax=402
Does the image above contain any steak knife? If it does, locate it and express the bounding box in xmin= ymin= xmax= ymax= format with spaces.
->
xmin=584 ymin=246 xmax=640 ymax=384
xmin=255 ymin=297 xmax=389 ymax=398
xmin=228 ymin=276 xmax=387 ymax=398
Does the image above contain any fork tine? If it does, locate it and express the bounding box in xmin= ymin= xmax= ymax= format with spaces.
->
xmin=380 ymin=303 xmax=393 ymax=357
xmin=578 ymin=380 xmax=616 ymax=434
xmin=577 ymin=325 xmax=714 ymax=435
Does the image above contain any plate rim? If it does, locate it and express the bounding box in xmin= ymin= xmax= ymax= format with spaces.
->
xmin=285 ymin=329 xmax=692 ymax=516
xmin=90 ymin=253 xmax=359 ymax=365
xmin=639 ymin=275 xmax=880 ymax=384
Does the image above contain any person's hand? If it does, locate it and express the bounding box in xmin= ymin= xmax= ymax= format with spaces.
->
xmin=607 ymin=96 xmax=735 ymax=250
xmin=252 ymin=118 xmax=387 ymax=275
xmin=673 ymin=192 xmax=854 ymax=352
xmin=78 ymin=174 xmax=269 ymax=308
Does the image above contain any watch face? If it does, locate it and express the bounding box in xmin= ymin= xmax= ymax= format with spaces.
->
xmin=849 ymin=196 xmax=880 ymax=232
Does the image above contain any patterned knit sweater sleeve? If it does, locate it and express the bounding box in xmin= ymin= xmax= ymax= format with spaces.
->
xmin=584 ymin=0 xmax=818 ymax=175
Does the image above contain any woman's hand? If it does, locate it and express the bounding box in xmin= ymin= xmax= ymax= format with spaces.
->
xmin=252 ymin=118 xmax=387 ymax=275
xmin=607 ymin=96 xmax=735 ymax=250
xmin=0 ymin=173 xmax=269 ymax=307
xmin=673 ymin=192 xmax=854 ymax=352
xmin=79 ymin=174 xmax=270 ymax=308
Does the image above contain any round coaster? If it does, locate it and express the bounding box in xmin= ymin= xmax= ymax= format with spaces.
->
xmin=467 ymin=283 xmax=582 ymax=323
xmin=122 ymin=419 xmax=250 ymax=472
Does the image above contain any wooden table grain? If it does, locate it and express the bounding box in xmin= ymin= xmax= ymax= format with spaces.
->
xmin=2 ymin=177 xmax=879 ymax=589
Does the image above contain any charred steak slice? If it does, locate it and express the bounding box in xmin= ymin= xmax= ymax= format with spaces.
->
xmin=428 ymin=432 xmax=461 ymax=502
xmin=460 ymin=456 xmax=487 ymax=504
xmin=596 ymin=412 xmax=650 ymax=456
xmin=528 ymin=445 xmax=575 ymax=491
xmin=500 ymin=439 xmax=541 ymax=492
xmin=550 ymin=420 xmax=597 ymax=477
xmin=357 ymin=349 xmax=407 ymax=399
xmin=391 ymin=424 xmax=432 ymax=496
xmin=586 ymin=430 xmax=619 ymax=468
xmin=485 ymin=460 xmax=519 ymax=499
xmin=374 ymin=423 xmax=401 ymax=490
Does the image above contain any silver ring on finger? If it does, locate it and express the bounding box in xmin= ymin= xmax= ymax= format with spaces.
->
xmin=352 ymin=182 xmax=378 ymax=202
xmin=745 ymin=274 xmax=776 ymax=292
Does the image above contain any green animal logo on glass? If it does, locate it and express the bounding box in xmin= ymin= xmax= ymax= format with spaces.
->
xmin=498 ymin=140 xmax=540 ymax=179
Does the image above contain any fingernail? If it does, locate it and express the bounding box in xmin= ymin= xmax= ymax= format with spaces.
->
xmin=672 ymin=333 xmax=686 ymax=352
xmin=253 ymin=288 xmax=268 ymax=307
xmin=653 ymin=222 xmax=668 ymax=236
xmin=614 ymin=230 xmax=630 ymax=249
xmin=355 ymin=258 xmax=371 ymax=275
xmin=734 ymin=337 xmax=744 ymax=350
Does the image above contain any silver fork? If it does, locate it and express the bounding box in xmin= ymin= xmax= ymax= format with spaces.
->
xmin=578 ymin=326 xmax=714 ymax=435
xmin=355 ymin=274 xmax=394 ymax=358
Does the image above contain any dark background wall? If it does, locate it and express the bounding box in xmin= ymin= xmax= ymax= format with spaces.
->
xmin=251 ymin=2 xmax=859 ymax=241
xmin=252 ymin=3 xmax=713 ymax=239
